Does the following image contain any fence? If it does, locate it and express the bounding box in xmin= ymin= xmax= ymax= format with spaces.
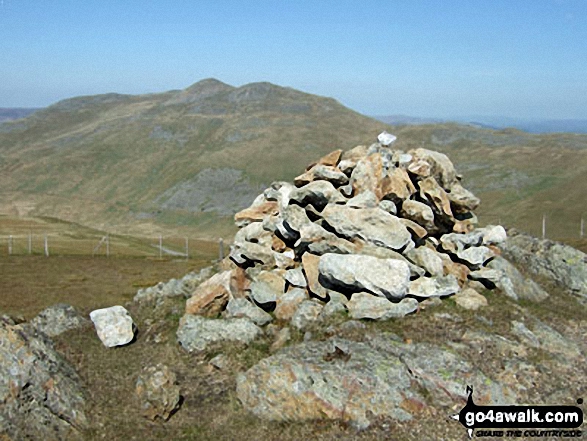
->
xmin=0 ymin=232 xmax=230 ymax=261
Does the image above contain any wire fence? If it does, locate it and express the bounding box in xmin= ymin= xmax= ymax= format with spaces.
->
xmin=0 ymin=232 xmax=230 ymax=261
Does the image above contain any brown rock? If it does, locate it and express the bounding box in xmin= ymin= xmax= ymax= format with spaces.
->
xmin=380 ymin=168 xmax=416 ymax=203
xmin=401 ymin=200 xmax=435 ymax=231
xmin=448 ymin=183 xmax=480 ymax=213
xmin=454 ymin=288 xmax=488 ymax=310
xmin=407 ymin=159 xmax=432 ymax=178
xmin=442 ymin=260 xmax=470 ymax=286
xmin=409 ymin=148 xmax=458 ymax=189
xmin=400 ymin=218 xmax=428 ymax=239
xmin=185 ymin=271 xmax=232 ymax=316
xmin=234 ymin=201 xmax=279 ymax=226
xmin=275 ymin=288 xmax=308 ymax=321
xmin=341 ymin=144 xmax=368 ymax=162
xmin=318 ymin=149 xmax=343 ymax=166
xmin=419 ymin=177 xmax=453 ymax=219
xmin=230 ymin=267 xmax=250 ymax=298
xmin=350 ymin=153 xmax=383 ymax=199
xmin=272 ymin=235 xmax=287 ymax=252
xmin=301 ymin=253 xmax=328 ymax=300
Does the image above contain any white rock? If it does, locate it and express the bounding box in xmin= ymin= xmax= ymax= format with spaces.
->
xmin=377 ymin=131 xmax=397 ymax=146
xmin=89 ymin=305 xmax=135 ymax=347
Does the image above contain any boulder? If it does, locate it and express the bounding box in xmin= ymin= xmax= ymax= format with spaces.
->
xmin=134 ymin=266 xmax=215 ymax=303
xmin=346 ymin=190 xmax=378 ymax=208
xmin=401 ymin=200 xmax=435 ymax=231
xmin=274 ymin=288 xmax=308 ymax=321
xmin=135 ymin=364 xmax=181 ymax=421
xmin=350 ymin=154 xmax=383 ymax=198
xmin=230 ymin=241 xmax=275 ymax=267
xmin=318 ymin=149 xmax=343 ymax=167
xmin=408 ymin=275 xmax=460 ymax=298
xmin=295 ymin=222 xmax=357 ymax=256
xmin=405 ymin=247 xmax=444 ymax=277
xmin=378 ymin=199 xmax=397 ymax=215
xmin=380 ymin=167 xmax=416 ymax=203
xmin=302 ymin=253 xmax=328 ymax=300
xmin=318 ymin=253 xmax=411 ymax=300
xmin=249 ymin=270 xmax=285 ymax=309
xmin=89 ymin=305 xmax=135 ymax=347
xmin=455 ymin=246 xmax=495 ymax=269
xmin=454 ymin=288 xmax=488 ymax=310
xmin=485 ymin=257 xmax=549 ymax=302
xmin=291 ymin=300 xmax=324 ymax=330
xmin=31 ymin=303 xmax=88 ymax=337
xmin=480 ymin=225 xmax=508 ymax=246
xmin=225 ymin=298 xmax=273 ymax=326
xmin=234 ymin=200 xmax=279 ymax=227
xmin=347 ymin=294 xmax=418 ymax=320
xmin=289 ymin=180 xmax=346 ymax=211
xmin=418 ymin=177 xmax=453 ymax=220
xmin=321 ymin=204 xmax=413 ymax=251
xmin=0 ymin=320 xmax=88 ymax=439
xmin=284 ymin=268 xmax=307 ymax=288
xmin=448 ymin=183 xmax=480 ymax=213
xmin=177 ymin=315 xmax=262 ymax=353
xmin=185 ymin=270 xmax=232 ymax=317
xmin=409 ymin=148 xmax=458 ymax=189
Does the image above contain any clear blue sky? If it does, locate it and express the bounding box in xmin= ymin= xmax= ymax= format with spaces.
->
xmin=1 ymin=0 xmax=586 ymax=119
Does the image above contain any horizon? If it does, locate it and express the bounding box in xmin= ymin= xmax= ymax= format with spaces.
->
xmin=1 ymin=1 xmax=586 ymax=119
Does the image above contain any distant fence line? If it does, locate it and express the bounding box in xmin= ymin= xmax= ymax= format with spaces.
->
xmin=0 ymin=232 xmax=230 ymax=261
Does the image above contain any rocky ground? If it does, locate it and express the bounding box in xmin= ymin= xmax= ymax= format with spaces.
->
xmin=1 ymin=134 xmax=586 ymax=440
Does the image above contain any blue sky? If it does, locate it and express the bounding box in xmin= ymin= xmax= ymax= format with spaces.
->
xmin=1 ymin=0 xmax=586 ymax=119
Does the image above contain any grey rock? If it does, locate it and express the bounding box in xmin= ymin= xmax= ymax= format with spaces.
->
xmin=486 ymin=257 xmax=549 ymax=302
xmin=230 ymin=241 xmax=275 ymax=267
xmin=347 ymin=293 xmax=418 ymax=320
xmin=31 ymin=303 xmax=88 ymax=337
xmin=319 ymin=253 xmax=411 ymax=300
xmin=0 ymin=321 xmax=87 ymax=439
xmin=454 ymin=288 xmax=488 ymax=310
xmin=408 ymin=275 xmax=460 ymax=298
xmin=448 ymin=183 xmax=480 ymax=213
xmin=455 ymin=246 xmax=495 ymax=268
xmin=440 ymin=231 xmax=484 ymax=253
xmin=225 ymin=298 xmax=273 ymax=326
xmin=378 ymin=199 xmax=397 ymax=215
xmin=289 ymin=180 xmax=346 ymax=210
xmin=291 ymin=300 xmax=324 ymax=330
xmin=480 ymin=225 xmax=507 ymax=246
xmin=401 ymin=200 xmax=435 ymax=230
xmin=177 ymin=315 xmax=262 ymax=352
xmin=405 ymin=246 xmax=444 ymax=277
xmin=285 ymin=268 xmax=307 ymax=288
xmin=311 ymin=164 xmax=349 ymax=186
xmin=274 ymin=288 xmax=308 ymax=321
xmin=511 ymin=321 xmax=541 ymax=348
xmin=134 ymin=266 xmax=215 ymax=303
xmin=249 ymin=271 xmax=285 ymax=308
xmin=89 ymin=305 xmax=135 ymax=348
xmin=319 ymin=300 xmax=347 ymax=319
xmin=296 ymin=222 xmax=358 ymax=255
xmin=501 ymin=232 xmax=587 ymax=301
xmin=347 ymin=190 xmax=378 ymax=208
xmin=321 ymin=204 xmax=413 ymax=251
xmin=135 ymin=364 xmax=181 ymax=421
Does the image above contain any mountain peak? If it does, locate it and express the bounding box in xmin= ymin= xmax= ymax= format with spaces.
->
xmin=184 ymin=78 xmax=234 ymax=95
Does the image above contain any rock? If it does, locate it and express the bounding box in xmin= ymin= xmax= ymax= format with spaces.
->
xmin=274 ymin=288 xmax=308 ymax=321
xmin=289 ymin=180 xmax=346 ymax=211
xmin=135 ymin=364 xmax=181 ymax=421
xmin=327 ymin=291 xmax=349 ymax=305
xmin=454 ymin=288 xmax=488 ymax=310
xmin=401 ymin=200 xmax=435 ymax=231
xmin=185 ymin=270 xmax=232 ymax=317
xmin=0 ymin=321 xmax=88 ymax=439
xmin=350 ymin=154 xmax=383 ymax=198
xmin=284 ymin=268 xmax=307 ymax=288
xmin=341 ymin=144 xmax=369 ymax=162
xmin=380 ymin=167 xmax=416 ymax=203
xmin=511 ymin=321 xmax=541 ymax=348
xmin=448 ymin=183 xmax=480 ymax=213
xmin=318 ymin=253 xmax=411 ymax=300
xmin=347 ymin=293 xmax=418 ymax=320
xmin=250 ymin=270 xmax=285 ymax=309
xmin=291 ymin=300 xmax=324 ymax=330
xmin=442 ymin=259 xmax=471 ymax=286
xmin=296 ymin=222 xmax=358 ymax=255
xmin=501 ymin=232 xmax=587 ymax=301
xmin=485 ymin=257 xmax=549 ymax=302
xmin=89 ymin=305 xmax=135 ymax=347
xmin=319 ymin=300 xmax=347 ymax=319
xmin=408 ymin=275 xmax=460 ymax=298
xmin=418 ymin=177 xmax=453 ymax=220
xmin=177 ymin=315 xmax=262 ymax=353
xmin=134 ymin=266 xmax=215 ymax=303
xmin=273 ymin=249 xmax=296 ymax=269
xmin=407 ymin=159 xmax=432 ymax=178
xmin=440 ymin=231 xmax=484 ymax=253
xmin=455 ymin=246 xmax=495 ymax=269
xmin=225 ymin=298 xmax=273 ymax=326
xmin=31 ymin=303 xmax=88 ymax=337
xmin=409 ymin=148 xmax=458 ymax=189
xmin=400 ymin=218 xmax=428 ymax=240
xmin=270 ymin=327 xmax=292 ymax=352
xmin=302 ymin=253 xmax=328 ymax=300
xmin=480 ymin=225 xmax=507 ymax=246
xmin=208 ymin=354 xmax=231 ymax=371
xmin=377 ymin=131 xmax=397 ymax=146
xmin=234 ymin=200 xmax=279 ymax=227
xmin=264 ymin=181 xmax=295 ymax=211
xmin=237 ymin=336 xmax=511 ymax=429
xmin=305 ymin=164 xmax=349 ymax=186
xmin=378 ymin=199 xmax=397 ymax=215
xmin=321 ymin=204 xmax=413 ymax=251
xmin=230 ymin=241 xmax=275 ymax=267
xmin=347 ymin=190 xmax=378 ymax=208
xmin=318 ymin=149 xmax=343 ymax=167
xmin=338 ymin=159 xmax=356 ymax=175
xmin=405 ymin=247 xmax=444 ymax=277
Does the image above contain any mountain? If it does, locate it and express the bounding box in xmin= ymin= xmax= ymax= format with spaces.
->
xmin=0 ymin=80 xmax=586 ymax=240
xmin=0 ymin=108 xmax=40 ymax=123
xmin=0 ymin=79 xmax=387 ymax=237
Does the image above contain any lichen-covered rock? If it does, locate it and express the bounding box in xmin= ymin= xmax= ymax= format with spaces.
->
xmin=134 ymin=266 xmax=215 ymax=303
xmin=405 ymin=246 xmax=444 ymax=277
xmin=177 ymin=315 xmax=262 ymax=353
xmin=0 ymin=320 xmax=87 ymax=439
xmin=225 ymin=298 xmax=273 ymax=326
xmin=408 ymin=275 xmax=460 ymax=298
xmin=318 ymin=253 xmax=411 ymax=300
xmin=291 ymin=300 xmax=323 ymax=330
xmin=89 ymin=305 xmax=135 ymax=347
xmin=484 ymin=257 xmax=549 ymax=302
xmin=31 ymin=303 xmax=88 ymax=337
xmin=135 ymin=364 xmax=181 ymax=421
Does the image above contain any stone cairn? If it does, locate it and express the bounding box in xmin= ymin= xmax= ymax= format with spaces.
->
xmin=177 ymin=132 xmax=507 ymax=351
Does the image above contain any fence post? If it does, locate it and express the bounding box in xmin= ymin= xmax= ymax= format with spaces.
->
xmin=8 ymin=235 xmax=12 ymax=255
xmin=542 ymin=214 xmax=546 ymax=239
xmin=106 ymin=235 xmax=110 ymax=258
xmin=44 ymin=235 xmax=49 ymax=257
xmin=28 ymin=233 xmax=32 ymax=255
xmin=218 ymin=238 xmax=224 ymax=261
xmin=159 ymin=235 xmax=162 ymax=259
xmin=185 ymin=237 xmax=189 ymax=260
xmin=581 ymin=217 xmax=584 ymax=239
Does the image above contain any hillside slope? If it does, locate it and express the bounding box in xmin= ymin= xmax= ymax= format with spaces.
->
xmin=0 ymin=80 xmax=585 ymax=240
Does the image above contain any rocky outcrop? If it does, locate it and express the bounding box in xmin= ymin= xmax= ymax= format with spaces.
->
xmin=177 ymin=315 xmax=262 ymax=352
xmin=0 ymin=317 xmax=87 ymax=439
xmin=31 ymin=303 xmax=89 ymax=337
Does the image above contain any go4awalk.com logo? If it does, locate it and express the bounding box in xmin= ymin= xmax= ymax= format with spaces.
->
xmin=451 ymin=386 xmax=583 ymax=438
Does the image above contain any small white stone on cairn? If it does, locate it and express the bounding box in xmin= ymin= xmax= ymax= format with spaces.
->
xmin=377 ymin=131 xmax=397 ymax=146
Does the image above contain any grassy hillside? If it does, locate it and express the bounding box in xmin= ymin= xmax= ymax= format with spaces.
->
xmin=0 ymin=80 xmax=585 ymax=241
